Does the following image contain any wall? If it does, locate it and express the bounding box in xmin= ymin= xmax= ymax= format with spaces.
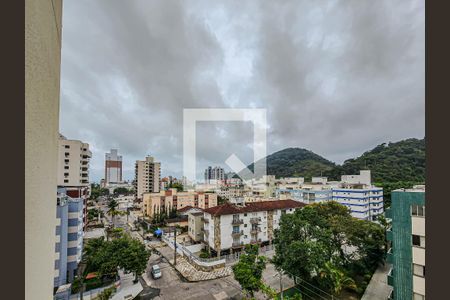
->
xmin=25 ymin=0 xmax=62 ymax=299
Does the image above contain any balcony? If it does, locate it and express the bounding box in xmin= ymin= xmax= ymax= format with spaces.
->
xmin=250 ymin=217 xmax=261 ymax=224
xmin=232 ymin=241 xmax=244 ymax=248
xmin=250 ymin=227 xmax=261 ymax=234
xmin=202 ymin=217 xmax=209 ymax=223
xmin=231 ymin=230 xmax=244 ymax=237
xmin=231 ymin=218 xmax=244 ymax=225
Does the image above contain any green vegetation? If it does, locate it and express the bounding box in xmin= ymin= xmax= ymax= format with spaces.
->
xmin=87 ymin=208 xmax=103 ymax=222
xmin=232 ymin=244 xmax=269 ymax=299
xmin=273 ymin=202 xmax=385 ymax=297
xmin=94 ymin=286 xmax=116 ymax=300
xmin=113 ymin=187 xmax=133 ymax=195
xmin=247 ymin=148 xmax=336 ymax=181
xmin=168 ymin=182 xmax=184 ymax=191
xmin=90 ymin=183 xmax=109 ymax=200
xmin=106 ymin=199 xmax=123 ymax=228
xmin=83 ymin=235 xmax=151 ymax=283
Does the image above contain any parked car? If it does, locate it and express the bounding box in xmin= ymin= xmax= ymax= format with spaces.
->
xmin=151 ymin=264 xmax=162 ymax=279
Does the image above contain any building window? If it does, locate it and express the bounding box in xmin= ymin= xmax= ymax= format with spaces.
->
xmin=411 ymin=205 xmax=425 ymax=217
xmin=413 ymin=264 xmax=425 ymax=277
xmin=232 ymin=226 xmax=240 ymax=233
xmin=412 ymin=235 xmax=425 ymax=248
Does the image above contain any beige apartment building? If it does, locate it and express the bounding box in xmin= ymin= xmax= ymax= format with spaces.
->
xmin=26 ymin=0 xmax=63 ymax=298
xmin=134 ymin=156 xmax=161 ymax=200
xmin=188 ymin=211 xmax=204 ymax=242
xmin=58 ymin=134 xmax=91 ymax=186
xmin=142 ymin=189 xmax=218 ymax=218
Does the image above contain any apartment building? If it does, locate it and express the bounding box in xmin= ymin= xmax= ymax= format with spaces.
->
xmin=202 ymin=200 xmax=305 ymax=256
xmin=188 ymin=212 xmax=205 ymax=242
xmin=386 ymin=186 xmax=426 ymax=300
xmin=204 ymin=166 xmax=225 ymax=183
xmin=274 ymin=171 xmax=384 ymax=221
xmin=54 ymin=188 xmax=84 ymax=288
xmin=105 ymin=149 xmax=123 ymax=185
xmin=26 ymin=0 xmax=63 ymax=297
xmin=332 ymin=170 xmax=383 ymax=221
xmin=134 ymin=156 xmax=161 ymax=200
xmin=58 ymin=134 xmax=91 ymax=187
xmin=142 ymin=189 xmax=217 ymax=218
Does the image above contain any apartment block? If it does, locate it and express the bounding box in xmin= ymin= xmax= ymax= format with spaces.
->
xmin=134 ymin=156 xmax=161 ymax=200
xmin=58 ymin=134 xmax=91 ymax=187
xmin=386 ymin=186 xmax=426 ymax=300
xmin=202 ymin=200 xmax=305 ymax=256
xmin=188 ymin=211 xmax=205 ymax=242
xmin=204 ymin=166 xmax=225 ymax=183
xmin=105 ymin=149 xmax=122 ymax=185
xmin=54 ymin=188 xmax=84 ymax=288
xmin=142 ymin=189 xmax=217 ymax=218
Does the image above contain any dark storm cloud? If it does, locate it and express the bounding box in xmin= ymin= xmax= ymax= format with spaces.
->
xmin=60 ymin=0 xmax=424 ymax=182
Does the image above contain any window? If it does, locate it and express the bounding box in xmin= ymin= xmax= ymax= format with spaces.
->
xmin=232 ymin=226 xmax=240 ymax=233
xmin=411 ymin=205 xmax=425 ymax=217
xmin=64 ymin=145 xmax=70 ymax=149
xmin=64 ymin=166 xmax=69 ymax=169
xmin=413 ymin=264 xmax=425 ymax=277
xmin=244 ymin=213 xmax=247 ymax=217
xmin=412 ymin=235 xmax=425 ymax=247
xmin=64 ymin=180 xmax=69 ymax=183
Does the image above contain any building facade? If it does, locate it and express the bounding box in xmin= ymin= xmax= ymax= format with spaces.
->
xmin=134 ymin=156 xmax=161 ymax=200
xmin=54 ymin=188 xmax=84 ymax=287
xmin=386 ymin=187 xmax=426 ymax=300
xmin=58 ymin=134 xmax=91 ymax=187
xmin=203 ymin=200 xmax=305 ymax=256
xmin=105 ymin=149 xmax=123 ymax=185
xmin=26 ymin=0 xmax=63 ymax=297
xmin=204 ymin=166 xmax=225 ymax=183
xmin=142 ymin=189 xmax=217 ymax=218
xmin=188 ymin=212 xmax=205 ymax=242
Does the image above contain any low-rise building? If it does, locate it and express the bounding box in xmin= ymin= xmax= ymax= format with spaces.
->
xmin=142 ymin=189 xmax=218 ymax=218
xmin=188 ymin=212 xmax=204 ymax=242
xmin=202 ymin=200 xmax=305 ymax=256
xmin=386 ymin=186 xmax=425 ymax=300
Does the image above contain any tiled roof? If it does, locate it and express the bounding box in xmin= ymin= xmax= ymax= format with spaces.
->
xmin=203 ymin=200 xmax=305 ymax=216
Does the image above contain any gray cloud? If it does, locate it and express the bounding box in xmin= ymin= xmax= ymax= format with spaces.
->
xmin=60 ymin=0 xmax=424 ymax=182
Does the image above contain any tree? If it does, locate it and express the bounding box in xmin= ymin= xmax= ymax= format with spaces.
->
xmin=119 ymin=238 xmax=151 ymax=282
xmin=113 ymin=187 xmax=131 ymax=195
xmin=318 ymin=262 xmax=356 ymax=295
xmin=232 ymin=244 xmax=267 ymax=298
xmin=168 ymin=182 xmax=183 ymax=191
xmin=107 ymin=199 xmax=123 ymax=228
xmin=273 ymin=202 xmax=385 ymax=296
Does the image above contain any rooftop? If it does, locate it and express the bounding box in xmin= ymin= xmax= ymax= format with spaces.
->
xmin=204 ymin=200 xmax=305 ymax=216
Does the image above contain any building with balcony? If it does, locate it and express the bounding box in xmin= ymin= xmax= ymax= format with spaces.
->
xmin=58 ymin=134 xmax=91 ymax=187
xmin=134 ymin=155 xmax=161 ymax=200
xmin=188 ymin=211 xmax=205 ymax=242
xmin=54 ymin=188 xmax=85 ymax=288
xmin=386 ymin=186 xmax=425 ymax=300
xmin=142 ymin=189 xmax=217 ymax=218
xmin=202 ymin=200 xmax=305 ymax=257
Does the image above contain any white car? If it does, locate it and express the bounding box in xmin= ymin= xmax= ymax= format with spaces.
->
xmin=151 ymin=264 xmax=162 ymax=279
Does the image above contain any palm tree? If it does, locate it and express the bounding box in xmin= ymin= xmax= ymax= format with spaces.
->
xmin=319 ymin=261 xmax=356 ymax=295
xmin=107 ymin=199 xmax=121 ymax=228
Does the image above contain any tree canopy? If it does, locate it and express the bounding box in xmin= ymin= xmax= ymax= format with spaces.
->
xmin=273 ymin=201 xmax=385 ymax=296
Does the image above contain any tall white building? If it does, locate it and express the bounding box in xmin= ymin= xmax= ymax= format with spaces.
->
xmin=204 ymin=166 xmax=225 ymax=183
xmin=58 ymin=134 xmax=91 ymax=187
xmin=134 ymin=155 xmax=161 ymax=200
xmin=105 ymin=149 xmax=122 ymax=185
xmin=202 ymin=200 xmax=305 ymax=256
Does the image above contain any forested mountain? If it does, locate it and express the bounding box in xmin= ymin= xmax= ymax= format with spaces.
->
xmin=247 ymin=138 xmax=425 ymax=184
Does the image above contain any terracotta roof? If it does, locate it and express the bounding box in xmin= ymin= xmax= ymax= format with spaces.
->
xmin=166 ymin=215 xmax=189 ymax=223
xmin=203 ymin=200 xmax=305 ymax=216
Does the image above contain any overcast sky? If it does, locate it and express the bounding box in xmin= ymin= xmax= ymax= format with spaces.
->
xmin=59 ymin=0 xmax=424 ymax=183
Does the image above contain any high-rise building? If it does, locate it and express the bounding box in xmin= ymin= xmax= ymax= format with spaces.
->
xmin=58 ymin=134 xmax=91 ymax=187
xmin=105 ymin=149 xmax=123 ymax=185
xmin=386 ymin=186 xmax=426 ymax=300
xmin=204 ymin=166 xmax=225 ymax=183
xmin=134 ymin=156 xmax=161 ymax=200
xmin=26 ymin=0 xmax=63 ymax=298
xmin=54 ymin=188 xmax=84 ymax=287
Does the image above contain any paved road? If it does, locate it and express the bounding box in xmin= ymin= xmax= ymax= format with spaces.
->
xmin=141 ymin=253 xmax=243 ymax=300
